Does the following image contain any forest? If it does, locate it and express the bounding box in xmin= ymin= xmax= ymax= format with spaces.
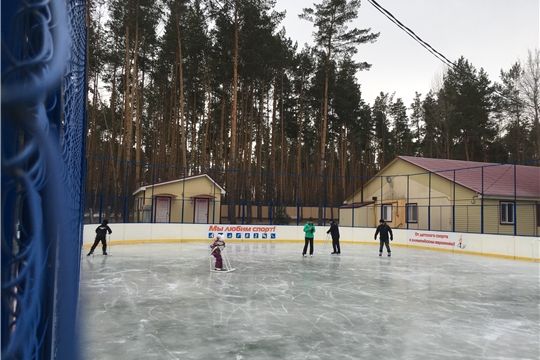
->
xmin=85 ymin=0 xmax=540 ymax=223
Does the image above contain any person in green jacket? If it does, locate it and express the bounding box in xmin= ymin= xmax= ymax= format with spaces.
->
xmin=302 ymin=217 xmax=316 ymax=257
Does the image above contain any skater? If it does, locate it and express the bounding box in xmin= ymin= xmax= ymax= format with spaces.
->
xmin=211 ymin=234 xmax=226 ymax=270
xmin=302 ymin=217 xmax=316 ymax=257
xmin=327 ymin=219 xmax=340 ymax=254
xmin=374 ymin=219 xmax=393 ymax=257
xmin=87 ymin=219 xmax=112 ymax=256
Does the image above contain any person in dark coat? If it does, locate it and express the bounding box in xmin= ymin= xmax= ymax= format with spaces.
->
xmin=374 ymin=219 xmax=393 ymax=257
xmin=87 ymin=219 xmax=112 ymax=256
xmin=327 ymin=219 xmax=340 ymax=254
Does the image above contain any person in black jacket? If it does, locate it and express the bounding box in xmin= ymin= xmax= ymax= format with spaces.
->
xmin=327 ymin=219 xmax=340 ymax=254
xmin=374 ymin=219 xmax=393 ymax=257
xmin=87 ymin=219 xmax=112 ymax=256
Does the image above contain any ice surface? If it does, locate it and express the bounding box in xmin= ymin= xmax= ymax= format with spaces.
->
xmin=79 ymin=242 xmax=540 ymax=360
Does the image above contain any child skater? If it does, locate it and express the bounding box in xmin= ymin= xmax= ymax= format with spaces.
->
xmin=87 ymin=219 xmax=112 ymax=256
xmin=211 ymin=234 xmax=226 ymax=270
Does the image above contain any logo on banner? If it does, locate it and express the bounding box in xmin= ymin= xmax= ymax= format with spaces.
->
xmin=456 ymin=235 xmax=467 ymax=249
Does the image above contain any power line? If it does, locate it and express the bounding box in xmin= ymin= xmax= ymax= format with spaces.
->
xmin=366 ymin=0 xmax=457 ymax=71
xmin=366 ymin=0 xmax=517 ymax=103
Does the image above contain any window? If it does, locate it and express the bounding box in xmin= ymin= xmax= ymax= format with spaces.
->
xmin=500 ymin=202 xmax=514 ymax=224
xmin=406 ymin=203 xmax=418 ymax=223
xmin=381 ymin=204 xmax=392 ymax=222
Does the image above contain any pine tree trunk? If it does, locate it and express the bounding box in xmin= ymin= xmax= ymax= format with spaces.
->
xmin=296 ymin=76 xmax=305 ymax=210
xmin=256 ymin=80 xmax=264 ymax=221
xmin=201 ymin=73 xmax=211 ymax=169
xmin=176 ymin=14 xmax=187 ymax=174
xmin=270 ymin=76 xmax=278 ymax=217
xmin=340 ymin=126 xmax=347 ymax=204
xmin=319 ymin=49 xmax=331 ymax=225
xmin=279 ymin=69 xmax=285 ymax=204
xmin=170 ymin=64 xmax=178 ymax=178
xmin=464 ymin=132 xmax=470 ymax=161
xmin=110 ymin=64 xmax=119 ymax=203
xmin=245 ymin=81 xmax=254 ymax=223
xmin=123 ymin=25 xmax=133 ymax=166
xmin=218 ymin=86 xmax=226 ymax=172
xmin=228 ymin=7 xmax=239 ymax=224
xmin=133 ymin=21 xmax=141 ymax=187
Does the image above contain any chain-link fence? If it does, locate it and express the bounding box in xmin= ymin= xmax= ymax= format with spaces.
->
xmin=2 ymin=0 xmax=86 ymax=358
xmin=84 ymin=157 xmax=539 ymax=237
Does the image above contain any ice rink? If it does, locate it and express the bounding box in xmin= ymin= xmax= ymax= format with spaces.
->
xmin=79 ymin=242 xmax=539 ymax=360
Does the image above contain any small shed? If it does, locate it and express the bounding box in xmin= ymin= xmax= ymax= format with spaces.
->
xmin=132 ymin=174 xmax=226 ymax=223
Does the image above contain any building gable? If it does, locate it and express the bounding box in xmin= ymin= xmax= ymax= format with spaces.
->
xmin=132 ymin=174 xmax=226 ymax=197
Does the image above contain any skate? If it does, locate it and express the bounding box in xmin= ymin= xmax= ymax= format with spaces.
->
xmin=103 ymin=252 xmax=108 ymax=256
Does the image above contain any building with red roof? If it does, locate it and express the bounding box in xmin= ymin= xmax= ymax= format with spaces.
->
xmin=340 ymin=156 xmax=539 ymax=236
xmin=132 ymin=174 xmax=225 ymax=223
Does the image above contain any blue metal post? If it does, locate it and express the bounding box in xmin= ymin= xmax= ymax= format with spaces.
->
xmin=182 ymin=168 xmax=186 ymax=223
xmin=481 ymin=166 xmax=484 ymax=234
xmin=406 ymin=175 xmax=410 ymax=229
xmin=428 ymin=172 xmax=431 ymax=231
xmin=150 ymin=164 xmax=155 ymax=223
xmin=242 ymin=199 xmax=245 ymax=224
xmin=123 ymin=162 xmax=129 ymax=223
xmin=452 ymin=170 xmax=456 ymax=232
xmin=99 ymin=157 xmax=104 ymax=223
xmin=380 ymin=176 xmax=383 ymax=220
xmin=514 ymin=163 xmax=517 ymax=236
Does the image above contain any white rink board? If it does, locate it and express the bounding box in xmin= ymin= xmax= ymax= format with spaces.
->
xmin=83 ymin=223 xmax=537 ymax=260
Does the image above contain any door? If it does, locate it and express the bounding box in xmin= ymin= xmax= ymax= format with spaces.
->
xmin=155 ymin=197 xmax=171 ymax=223
xmin=194 ymin=199 xmax=209 ymax=223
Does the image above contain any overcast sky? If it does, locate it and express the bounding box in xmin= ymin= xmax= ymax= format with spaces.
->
xmin=273 ymin=0 xmax=539 ymax=107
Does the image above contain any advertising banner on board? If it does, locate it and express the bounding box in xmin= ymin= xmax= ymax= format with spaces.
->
xmin=408 ymin=230 xmax=467 ymax=250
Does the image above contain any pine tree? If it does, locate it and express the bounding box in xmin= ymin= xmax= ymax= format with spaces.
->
xmin=300 ymin=0 xmax=379 ymax=223
xmin=390 ymin=98 xmax=414 ymax=157
xmin=409 ymin=92 xmax=424 ymax=156
xmin=439 ymin=57 xmax=495 ymax=161
xmin=495 ymin=62 xmax=526 ymax=162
